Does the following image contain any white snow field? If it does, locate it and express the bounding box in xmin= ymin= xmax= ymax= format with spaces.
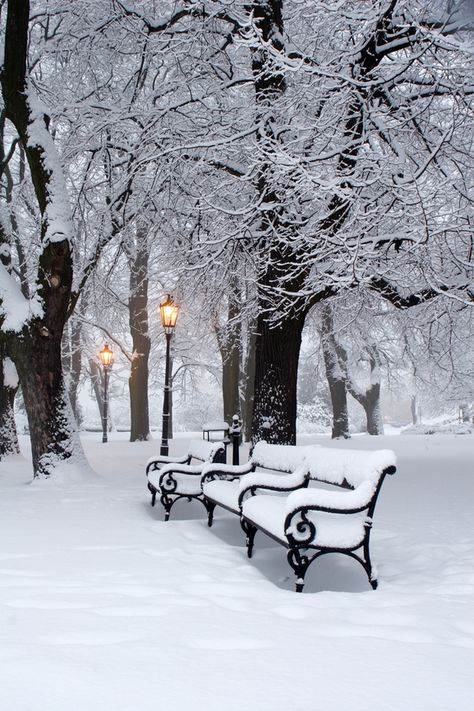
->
xmin=1 ymin=432 xmax=473 ymax=711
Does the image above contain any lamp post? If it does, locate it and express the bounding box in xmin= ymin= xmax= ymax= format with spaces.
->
xmin=159 ymin=294 xmax=179 ymax=455
xmin=99 ymin=344 xmax=114 ymax=443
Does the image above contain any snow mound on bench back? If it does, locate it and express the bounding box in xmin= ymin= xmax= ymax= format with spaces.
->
xmin=188 ymin=439 xmax=224 ymax=461
xmin=251 ymin=441 xmax=318 ymax=472
xmin=306 ymin=447 xmax=396 ymax=488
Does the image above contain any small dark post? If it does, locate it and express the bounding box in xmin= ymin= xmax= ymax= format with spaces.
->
xmin=231 ymin=414 xmax=241 ymax=465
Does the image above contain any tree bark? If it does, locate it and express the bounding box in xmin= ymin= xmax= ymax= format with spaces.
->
xmin=320 ymin=306 xmax=350 ymax=439
xmin=1 ymin=0 xmax=80 ymax=476
xmin=128 ymin=227 xmax=151 ymax=441
xmin=0 ymin=351 xmax=20 ymax=458
xmin=216 ymin=281 xmax=241 ymax=427
xmin=242 ymin=321 xmax=257 ymax=442
xmin=12 ymin=332 xmax=74 ymax=474
xmin=248 ymin=0 xmax=309 ymax=445
xmin=363 ymin=383 xmax=384 ymax=435
xmin=64 ymin=317 xmax=83 ymax=427
xmin=346 ymin=353 xmax=384 ymax=436
xmin=252 ymin=309 xmax=306 ymax=445
xmin=89 ymin=357 xmax=103 ymax=421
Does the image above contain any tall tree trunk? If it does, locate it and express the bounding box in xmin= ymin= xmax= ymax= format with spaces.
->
xmin=0 ymin=352 xmax=20 ymax=457
xmin=222 ymin=342 xmax=240 ymax=427
xmin=63 ymin=316 xmax=83 ymax=427
xmin=89 ymin=358 xmax=104 ymax=422
xmin=320 ymin=306 xmax=350 ymax=439
xmin=128 ymin=227 xmax=151 ymax=441
xmin=346 ymin=353 xmax=384 ymax=436
xmin=1 ymin=0 xmax=80 ymax=476
xmin=252 ymin=309 xmax=306 ymax=445
xmin=216 ymin=281 xmax=241 ymax=427
xmin=12 ymin=333 xmax=75 ymax=474
xmin=248 ymin=0 xmax=308 ymax=445
xmin=242 ymin=321 xmax=257 ymax=442
xmin=365 ymin=387 xmax=384 ymax=435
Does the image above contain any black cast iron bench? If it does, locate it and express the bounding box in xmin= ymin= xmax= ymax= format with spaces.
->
xmin=146 ymin=439 xmax=226 ymax=521
xmin=201 ymin=441 xmax=316 ymax=527
xmin=238 ymin=447 xmax=396 ymax=592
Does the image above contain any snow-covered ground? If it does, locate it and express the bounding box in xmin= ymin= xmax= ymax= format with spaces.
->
xmin=1 ymin=431 xmax=473 ymax=710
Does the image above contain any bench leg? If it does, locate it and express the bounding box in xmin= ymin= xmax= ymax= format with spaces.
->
xmin=147 ymin=483 xmax=157 ymax=507
xmin=287 ymin=548 xmax=311 ymax=593
xmin=160 ymin=493 xmax=173 ymax=522
xmin=241 ymin=518 xmax=257 ymax=558
xmin=204 ymin=500 xmax=216 ymax=527
xmin=363 ymin=538 xmax=377 ymax=589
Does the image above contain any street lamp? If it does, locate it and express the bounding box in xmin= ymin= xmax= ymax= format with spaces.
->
xmin=159 ymin=294 xmax=179 ymax=455
xmin=99 ymin=343 xmax=114 ymax=443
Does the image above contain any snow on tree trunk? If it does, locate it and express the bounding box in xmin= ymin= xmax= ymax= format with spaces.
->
xmin=1 ymin=0 xmax=85 ymax=477
xmin=0 ymin=353 xmax=20 ymax=457
xmin=252 ymin=309 xmax=305 ymax=445
xmin=347 ymin=353 xmax=384 ymax=436
xmin=321 ymin=306 xmax=350 ymax=439
xmin=12 ymin=332 xmax=75 ymax=475
xmin=63 ymin=316 xmax=83 ymax=427
xmin=364 ymin=383 xmax=384 ymax=436
xmin=128 ymin=228 xmax=151 ymax=442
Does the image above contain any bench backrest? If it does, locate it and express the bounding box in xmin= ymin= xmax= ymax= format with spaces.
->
xmin=305 ymin=447 xmax=396 ymax=489
xmin=188 ymin=439 xmax=226 ymax=463
xmin=250 ymin=441 xmax=318 ymax=473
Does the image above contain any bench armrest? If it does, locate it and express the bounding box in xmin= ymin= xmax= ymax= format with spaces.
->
xmin=238 ymin=466 xmax=308 ymax=508
xmin=201 ymin=461 xmax=254 ymax=486
xmin=146 ymin=453 xmax=190 ymax=474
xmin=151 ymin=462 xmax=206 ymax=495
xmin=285 ymin=480 xmax=376 ymax=516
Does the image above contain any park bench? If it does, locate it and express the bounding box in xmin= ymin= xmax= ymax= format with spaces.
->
xmin=201 ymin=441 xmax=314 ymax=527
xmin=239 ymin=447 xmax=396 ymax=592
xmin=146 ymin=439 xmax=226 ymax=521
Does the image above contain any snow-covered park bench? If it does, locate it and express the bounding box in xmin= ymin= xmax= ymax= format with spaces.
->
xmin=146 ymin=440 xmax=226 ymax=521
xmin=239 ymin=447 xmax=396 ymax=592
xmin=201 ymin=441 xmax=313 ymax=527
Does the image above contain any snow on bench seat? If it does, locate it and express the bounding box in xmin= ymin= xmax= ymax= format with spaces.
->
xmin=146 ymin=439 xmax=226 ymax=521
xmin=242 ymin=495 xmax=369 ymax=549
xmin=201 ymin=442 xmax=317 ymax=525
